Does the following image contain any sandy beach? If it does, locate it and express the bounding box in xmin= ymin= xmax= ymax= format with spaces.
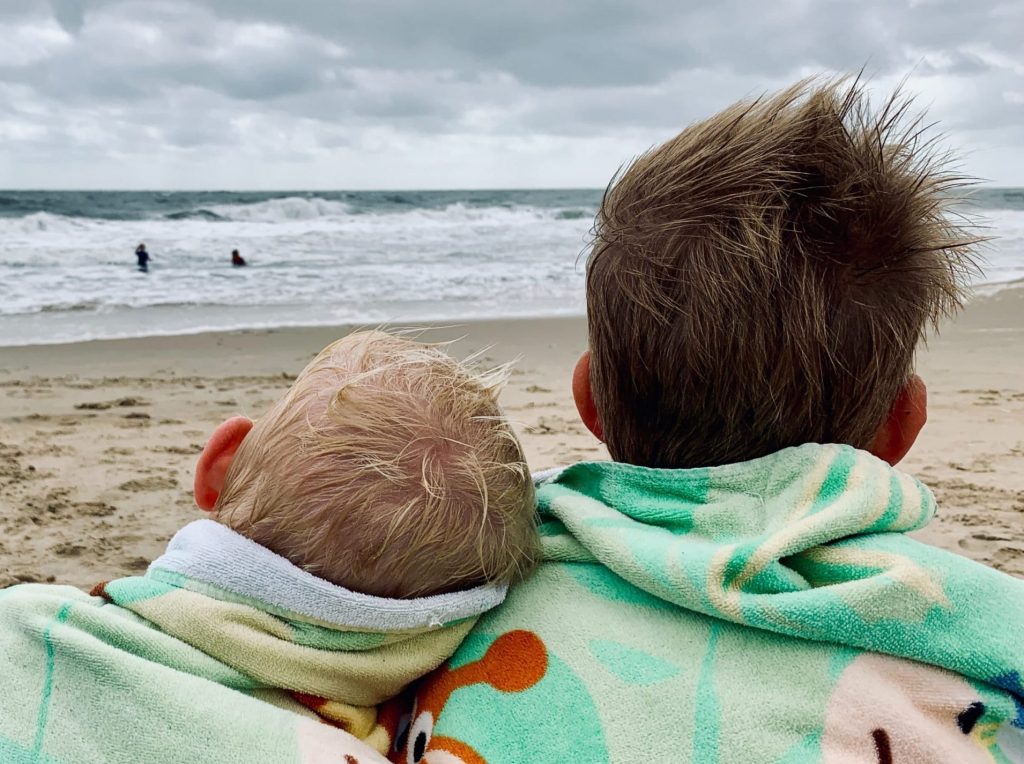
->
xmin=1 ymin=286 xmax=1022 ymax=590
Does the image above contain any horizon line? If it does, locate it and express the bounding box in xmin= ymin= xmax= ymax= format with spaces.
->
xmin=0 ymin=185 xmax=608 ymax=194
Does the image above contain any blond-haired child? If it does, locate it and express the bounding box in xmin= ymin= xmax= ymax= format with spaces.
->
xmin=0 ymin=330 xmax=537 ymax=764
xmin=205 ymin=330 xmax=536 ymax=598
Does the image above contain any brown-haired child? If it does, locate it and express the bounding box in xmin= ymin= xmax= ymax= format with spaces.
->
xmin=391 ymin=79 xmax=1024 ymax=764
xmin=578 ymin=79 xmax=974 ymax=470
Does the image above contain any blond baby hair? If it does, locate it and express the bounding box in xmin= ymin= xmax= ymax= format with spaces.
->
xmin=214 ymin=330 xmax=538 ymax=599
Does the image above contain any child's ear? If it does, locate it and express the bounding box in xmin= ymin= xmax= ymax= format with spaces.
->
xmin=194 ymin=416 xmax=254 ymax=511
xmin=572 ymin=351 xmax=604 ymax=443
xmin=868 ymin=375 xmax=927 ymax=466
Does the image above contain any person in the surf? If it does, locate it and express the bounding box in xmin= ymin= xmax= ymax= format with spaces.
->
xmin=135 ymin=243 xmax=151 ymax=273
xmin=231 ymin=249 xmax=247 ymax=267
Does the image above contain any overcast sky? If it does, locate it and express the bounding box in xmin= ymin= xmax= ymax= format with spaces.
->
xmin=0 ymin=0 xmax=1021 ymax=190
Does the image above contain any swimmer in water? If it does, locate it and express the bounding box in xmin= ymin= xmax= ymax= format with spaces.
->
xmin=135 ymin=243 xmax=150 ymax=273
xmin=231 ymin=249 xmax=247 ymax=267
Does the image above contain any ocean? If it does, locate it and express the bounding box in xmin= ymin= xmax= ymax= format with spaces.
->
xmin=0 ymin=187 xmax=1022 ymax=347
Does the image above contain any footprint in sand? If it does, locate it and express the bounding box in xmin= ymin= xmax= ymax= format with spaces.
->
xmin=153 ymin=444 xmax=203 ymax=455
xmin=529 ymin=419 xmax=557 ymax=435
xmin=51 ymin=542 xmax=87 ymax=557
xmin=958 ymin=533 xmax=1012 ymax=552
xmin=118 ymin=476 xmax=178 ymax=492
xmin=122 ymin=556 xmax=151 ymax=572
xmin=74 ymin=396 xmax=149 ymax=411
xmin=75 ymin=501 xmax=118 ymax=517
xmin=992 ymin=547 xmax=1024 ymax=573
xmin=1 ymin=571 xmax=56 ymax=589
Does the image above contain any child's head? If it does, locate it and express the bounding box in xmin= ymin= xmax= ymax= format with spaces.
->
xmin=194 ymin=330 xmax=538 ymax=599
xmin=578 ymin=78 xmax=977 ymax=469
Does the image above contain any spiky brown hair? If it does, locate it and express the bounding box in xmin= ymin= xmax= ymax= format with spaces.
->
xmin=587 ymin=77 xmax=979 ymax=469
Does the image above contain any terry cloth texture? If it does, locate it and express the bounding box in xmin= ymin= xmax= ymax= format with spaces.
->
xmin=0 ymin=520 xmax=506 ymax=764
xmin=392 ymin=443 xmax=1024 ymax=764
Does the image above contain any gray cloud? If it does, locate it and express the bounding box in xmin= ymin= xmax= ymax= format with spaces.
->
xmin=50 ymin=0 xmax=85 ymax=34
xmin=0 ymin=0 xmax=1020 ymax=188
xmin=191 ymin=0 xmax=1019 ymax=85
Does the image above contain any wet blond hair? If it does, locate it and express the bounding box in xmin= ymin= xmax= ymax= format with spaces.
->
xmin=588 ymin=77 xmax=979 ymax=469
xmin=214 ymin=330 xmax=538 ymax=598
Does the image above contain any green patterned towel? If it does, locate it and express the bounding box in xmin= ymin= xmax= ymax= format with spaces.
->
xmin=392 ymin=443 xmax=1024 ymax=763
xmin=0 ymin=519 xmax=507 ymax=764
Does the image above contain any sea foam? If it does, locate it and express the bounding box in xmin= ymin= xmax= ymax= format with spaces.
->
xmin=0 ymin=188 xmax=1020 ymax=346
xmin=0 ymin=192 xmax=596 ymax=345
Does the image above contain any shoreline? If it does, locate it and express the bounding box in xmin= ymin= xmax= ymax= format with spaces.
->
xmin=1 ymin=289 xmax=1022 ymax=589
xmin=0 ymin=314 xmax=588 ymax=376
xmin=0 ymin=308 xmax=588 ymax=352
xmin=1 ymin=276 xmax=1021 ymax=351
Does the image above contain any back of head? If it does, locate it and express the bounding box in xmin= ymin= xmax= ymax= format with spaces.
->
xmin=214 ymin=331 xmax=538 ymax=598
xmin=588 ymin=78 xmax=977 ymax=468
